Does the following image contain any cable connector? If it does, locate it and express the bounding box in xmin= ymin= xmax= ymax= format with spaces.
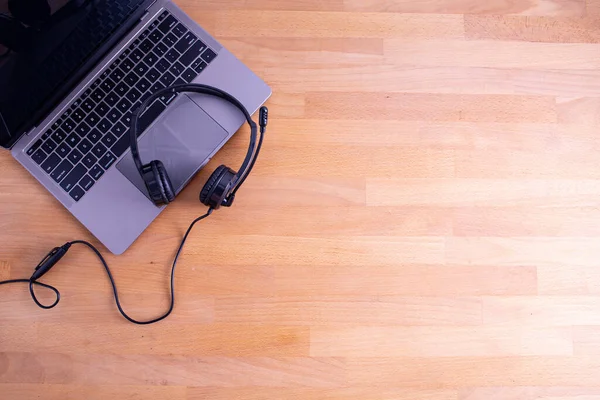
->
xmin=259 ymin=106 xmax=268 ymax=133
xmin=30 ymin=243 xmax=71 ymax=281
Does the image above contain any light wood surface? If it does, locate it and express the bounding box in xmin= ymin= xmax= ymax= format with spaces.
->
xmin=3 ymin=0 xmax=600 ymax=398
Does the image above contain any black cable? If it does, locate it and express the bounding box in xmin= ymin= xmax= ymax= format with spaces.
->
xmin=0 ymin=208 xmax=213 ymax=324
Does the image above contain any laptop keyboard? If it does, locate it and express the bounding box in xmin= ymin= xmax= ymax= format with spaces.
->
xmin=26 ymin=10 xmax=218 ymax=202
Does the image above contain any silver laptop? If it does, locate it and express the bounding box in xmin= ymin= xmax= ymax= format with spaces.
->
xmin=0 ymin=0 xmax=271 ymax=254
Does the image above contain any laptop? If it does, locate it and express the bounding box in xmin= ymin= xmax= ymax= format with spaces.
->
xmin=0 ymin=0 xmax=271 ymax=254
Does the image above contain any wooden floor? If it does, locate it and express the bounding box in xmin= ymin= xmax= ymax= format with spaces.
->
xmin=5 ymin=0 xmax=600 ymax=398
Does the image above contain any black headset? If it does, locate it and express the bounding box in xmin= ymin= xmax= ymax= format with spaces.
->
xmin=0 ymin=83 xmax=269 ymax=325
xmin=129 ymin=83 xmax=268 ymax=209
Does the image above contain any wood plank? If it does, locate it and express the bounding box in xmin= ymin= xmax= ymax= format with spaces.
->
xmin=465 ymin=15 xmax=600 ymax=43
xmin=482 ymin=297 xmax=600 ymax=325
xmin=459 ymin=387 xmax=600 ymax=400
xmin=384 ymin=40 xmax=600 ymax=69
xmin=347 ymin=356 xmax=600 ymax=386
xmin=0 ymin=353 xmax=347 ymax=387
xmin=189 ymin=264 xmax=536 ymax=297
xmin=0 ymin=384 xmax=187 ymax=400
xmin=203 ymin=11 xmax=465 ymax=39
xmin=187 ymin=387 xmax=459 ymax=400
xmin=366 ymin=179 xmax=600 ymax=207
xmin=306 ymin=92 xmax=557 ymax=123
xmin=344 ymin=0 xmax=585 ymax=16
xmin=311 ymin=325 xmax=572 ymax=357
xmin=0 ymin=324 xmax=310 ymax=357
xmin=214 ymin=297 xmax=482 ymax=325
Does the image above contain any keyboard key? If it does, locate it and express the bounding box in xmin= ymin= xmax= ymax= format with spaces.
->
xmin=105 ymin=91 xmax=119 ymax=105
xmin=169 ymin=61 xmax=185 ymax=76
xmin=87 ymin=128 xmax=102 ymax=143
xmin=147 ymin=67 xmax=160 ymax=82
xmin=100 ymin=78 xmax=116 ymax=93
xmin=82 ymin=153 xmax=97 ymax=168
xmin=136 ymin=76 xmax=151 ymax=92
xmin=42 ymin=139 xmax=57 ymax=154
xmin=77 ymin=138 xmax=93 ymax=154
xmin=99 ymin=152 xmax=117 ymax=170
xmin=42 ymin=130 xmax=52 ymax=140
xmin=173 ymin=23 xmax=187 ymax=37
xmin=126 ymin=88 xmax=142 ymax=102
xmin=110 ymin=68 xmax=125 ymax=82
xmin=67 ymin=149 xmax=83 ymax=165
xmin=134 ymin=62 xmax=149 ymax=76
xmin=107 ymin=109 xmax=123 ymax=124
xmin=121 ymin=113 xmax=132 ymax=126
xmin=124 ymin=71 xmax=140 ymax=86
xmin=57 ymin=142 xmax=70 ymax=157
xmin=139 ymin=39 xmax=153 ymax=52
xmin=76 ymin=122 xmax=91 ymax=137
xmin=151 ymin=81 xmax=165 ymax=93
xmin=180 ymin=40 xmax=206 ymax=65
xmin=115 ymin=82 xmax=128 ymax=96
xmin=81 ymin=98 xmax=95 ymax=113
xmin=117 ymin=98 xmax=132 ymax=113
xmin=121 ymin=58 xmax=134 ymax=72
xmin=149 ymin=30 xmax=163 ymax=43
xmin=159 ymin=72 xmax=175 ymax=86
xmin=156 ymin=58 xmax=169 ymax=73
xmin=51 ymin=120 xmax=62 ymax=130
xmin=62 ymin=108 xmax=72 ymax=119
xmin=164 ymin=32 xmax=178 ymax=47
xmin=165 ymin=48 xmax=179 ymax=63
xmin=101 ymin=133 xmax=117 ymax=147
xmin=71 ymin=108 xmax=85 ymax=123
xmin=51 ymin=128 xmax=67 ymax=143
xmin=50 ymin=159 xmax=74 ymax=183
xmin=84 ymin=111 xmax=100 ymax=127
xmin=139 ymin=100 xmax=166 ymax=133
xmin=27 ymin=139 xmax=43 ymax=155
xmin=62 ymin=118 xmax=76 ymax=132
xmin=31 ymin=148 xmax=47 ymax=165
xmin=60 ymin=164 xmax=87 ymax=192
xmin=173 ymin=78 xmax=186 ymax=86
xmin=97 ymin=118 xmax=112 ymax=133
xmin=41 ymin=153 xmax=60 ymax=173
xmin=90 ymin=89 xmax=105 ymax=103
xmin=65 ymin=133 xmax=81 ymax=147
xmin=79 ymin=175 xmax=94 ymax=191
xmin=143 ymin=51 xmax=158 ymax=66
xmin=174 ymin=32 xmax=197 ymax=54
xmin=153 ymin=42 xmax=168 ymax=56
xmin=201 ymin=48 xmax=217 ymax=63
xmin=130 ymin=48 xmax=144 ymax=63
xmin=96 ymin=101 xmax=110 ymax=117
xmin=92 ymin=142 xmax=107 ymax=158
xmin=89 ymin=165 xmax=104 ymax=180
xmin=69 ymin=185 xmax=85 ymax=201
xmin=158 ymin=15 xmax=177 ymax=33
xmin=182 ymin=68 xmax=197 ymax=82
xmin=112 ymin=121 xmax=127 ymax=137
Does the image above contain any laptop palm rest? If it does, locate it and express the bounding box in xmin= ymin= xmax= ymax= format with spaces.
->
xmin=116 ymin=94 xmax=228 ymax=199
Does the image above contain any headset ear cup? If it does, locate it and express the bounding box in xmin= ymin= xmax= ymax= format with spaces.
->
xmin=200 ymin=165 xmax=236 ymax=209
xmin=154 ymin=161 xmax=175 ymax=204
xmin=142 ymin=160 xmax=175 ymax=206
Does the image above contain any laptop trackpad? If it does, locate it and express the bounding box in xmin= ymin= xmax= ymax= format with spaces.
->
xmin=116 ymin=94 xmax=228 ymax=199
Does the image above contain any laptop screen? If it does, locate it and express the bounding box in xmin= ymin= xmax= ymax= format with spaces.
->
xmin=0 ymin=0 xmax=147 ymax=148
